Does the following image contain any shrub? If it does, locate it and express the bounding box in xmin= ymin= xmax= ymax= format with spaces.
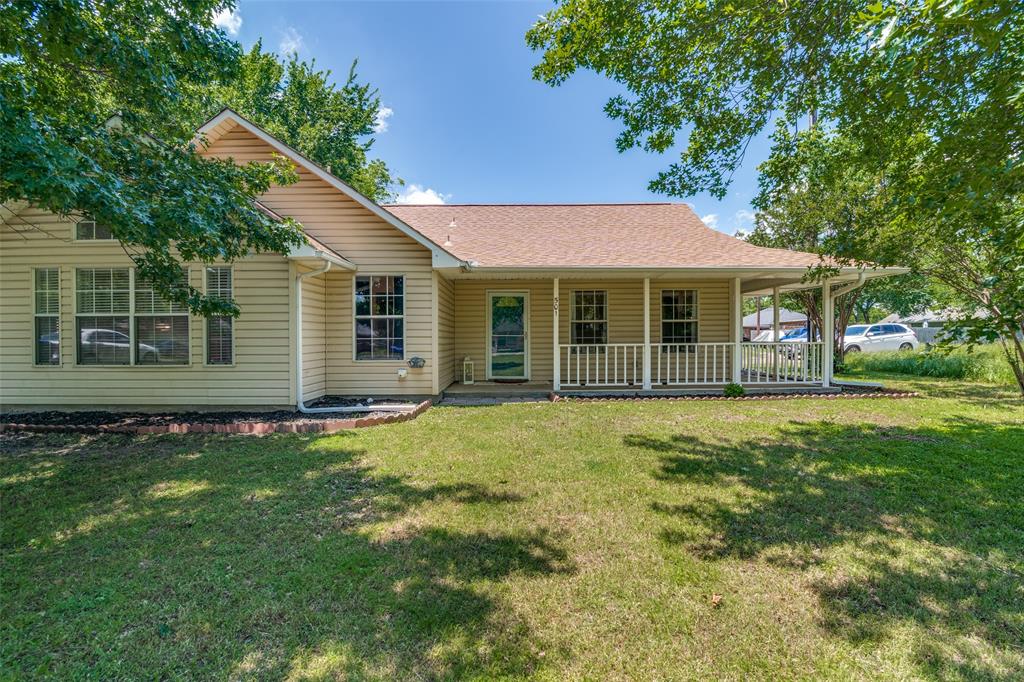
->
xmin=723 ymin=382 xmax=745 ymax=397
xmin=843 ymin=344 xmax=1016 ymax=385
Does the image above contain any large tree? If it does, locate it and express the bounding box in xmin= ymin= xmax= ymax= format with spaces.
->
xmin=528 ymin=0 xmax=1024 ymax=392
xmin=0 ymin=0 xmax=305 ymax=317
xmin=191 ymin=42 xmax=398 ymax=202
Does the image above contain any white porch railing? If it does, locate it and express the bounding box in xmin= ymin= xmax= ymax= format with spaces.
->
xmin=740 ymin=341 xmax=823 ymax=384
xmin=560 ymin=343 xmax=643 ymax=387
xmin=558 ymin=341 xmax=824 ymax=388
xmin=653 ymin=343 xmax=734 ymax=385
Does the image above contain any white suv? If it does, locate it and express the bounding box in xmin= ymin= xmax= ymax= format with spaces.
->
xmin=843 ymin=324 xmax=919 ymax=353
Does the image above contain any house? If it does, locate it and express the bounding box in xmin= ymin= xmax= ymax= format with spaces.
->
xmin=742 ymin=307 xmax=806 ymax=341
xmin=0 ymin=110 xmax=906 ymax=409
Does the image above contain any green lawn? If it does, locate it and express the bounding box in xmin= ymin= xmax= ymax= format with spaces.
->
xmin=2 ymin=376 xmax=1022 ymax=680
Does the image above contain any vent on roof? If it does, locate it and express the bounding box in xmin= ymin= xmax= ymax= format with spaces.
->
xmin=444 ymin=218 xmax=456 ymax=247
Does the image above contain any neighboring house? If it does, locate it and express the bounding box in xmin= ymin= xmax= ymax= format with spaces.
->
xmin=0 ymin=110 xmax=906 ymax=409
xmin=742 ymin=307 xmax=806 ymax=341
xmin=879 ymin=308 xmax=986 ymax=344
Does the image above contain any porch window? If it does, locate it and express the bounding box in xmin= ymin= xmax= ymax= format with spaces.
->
xmin=571 ymin=290 xmax=607 ymax=344
xmin=354 ymin=275 xmax=404 ymax=360
xmin=661 ymin=289 xmax=698 ymax=344
xmin=34 ymin=267 xmax=60 ymax=365
xmin=206 ymin=267 xmax=233 ymax=365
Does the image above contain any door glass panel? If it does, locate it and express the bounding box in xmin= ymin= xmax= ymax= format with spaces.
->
xmin=490 ymin=294 xmax=526 ymax=378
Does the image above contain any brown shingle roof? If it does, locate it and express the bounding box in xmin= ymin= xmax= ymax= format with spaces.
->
xmin=383 ymin=203 xmax=826 ymax=269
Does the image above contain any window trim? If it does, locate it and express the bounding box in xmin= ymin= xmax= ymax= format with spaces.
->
xmin=570 ymin=289 xmax=608 ymax=345
xmin=72 ymin=265 xmax=193 ymax=368
xmin=72 ymin=218 xmax=118 ymax=243
xmin=352 ymin=273 xmax=407 ymax=362
xmin=32 ymin=267 xmax=61 ymax=367
xmin=203 ymin=265 xmax=236 ymax=367
xmin=660 ymin=289 xmax=699 ymax=345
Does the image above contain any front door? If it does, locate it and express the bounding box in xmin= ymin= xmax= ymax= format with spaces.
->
xmin=487 ymin=292 xmax=529 ymax=380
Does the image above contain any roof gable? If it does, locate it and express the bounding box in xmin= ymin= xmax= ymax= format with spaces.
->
xmin=195 ymin=109 xmax=463 ymax=268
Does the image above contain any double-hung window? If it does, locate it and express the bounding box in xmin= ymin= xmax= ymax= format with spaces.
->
xmin=34 ymin=268 xmax=60 ymax=365
xmin=76 ymin=268 xmax=131 ymax=365
xmin=75 ymin=267 xmax=190 ymax=365
xmin=661 ymin=290 xmax=698 ymax=345
xmin=206 ymin=267 xmax=233 ymax=365
xmin=354 ymin=275 xmax=404 ymax=360
xmin=134 ymin=270 xmax=189 ymax=365
xmin=571 ymin=290 xmax=608 ymax=345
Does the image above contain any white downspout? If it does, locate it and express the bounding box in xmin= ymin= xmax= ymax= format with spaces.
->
xmin=832 ymin=270 xmax=867 ymax=299
xmin=295 ymin=260 xmax=416 ymax=414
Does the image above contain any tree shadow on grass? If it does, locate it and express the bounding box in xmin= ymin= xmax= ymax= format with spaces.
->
xmin=626 ymin=417 xmax=1024 ymax=679
xmin=1 ymin=432 xmax=573 ymax=679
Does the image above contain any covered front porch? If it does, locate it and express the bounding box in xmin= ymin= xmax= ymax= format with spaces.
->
xmin=441 ymin=270 xmax=856 ymax=395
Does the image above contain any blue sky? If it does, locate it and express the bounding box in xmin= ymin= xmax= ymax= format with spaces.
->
xmin=216 ymin=1 xmax=768 ymax=235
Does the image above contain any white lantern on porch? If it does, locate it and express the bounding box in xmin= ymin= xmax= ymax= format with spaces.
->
xmin=462 ymin=356 xmax=475 ymax=385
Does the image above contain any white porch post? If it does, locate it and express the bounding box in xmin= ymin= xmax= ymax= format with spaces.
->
xmin=552 ymin=277 xmax=560 ymax=391
xmin=642 ymin=277 xmax=652 ymax=390
xmin=772 ymin=287 xmax=781 ymax=340
xmin=731 ymin=277 xmax=742 ymax=383
xmin=822 ymin=279 xmax=834 ymax=387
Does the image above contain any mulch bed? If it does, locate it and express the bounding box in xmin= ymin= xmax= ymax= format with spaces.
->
xmin=550 ymin=387 xmax=919 ymax=402
xmin=0 ymin=399 xmax=432 ymax=436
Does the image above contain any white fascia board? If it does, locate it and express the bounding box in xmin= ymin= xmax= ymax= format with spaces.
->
xmin=196 ymin=109 xmax=465 ymax=269
xmin=452 ymin=265 xmax=908 ymax=279
xmin=286 ymin=244 xmax=357 ymax=270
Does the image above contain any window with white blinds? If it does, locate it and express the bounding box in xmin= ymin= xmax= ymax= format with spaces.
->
xmin=34 ymin=268 xmax=60 ymax=365
xmin=206 ymin=267 xmax=233 ymax=365
xmin=135 ymin=270 xmax=189 ymax=365
xmin=74 ymin=267 xmax=190 ymax=365
xmin=76 ymin=268 xmax=131 ymax=365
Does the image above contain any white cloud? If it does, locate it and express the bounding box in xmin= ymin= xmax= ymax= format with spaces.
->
xmin=733 ymin=209 xmax=756 ymax=232
xmin=373 ymin=106 xmax=393 ymax=134
xmin=700 ymin=214 xmax=719 ymax=230
xmin=279 ymin=27 xmax=304 ymax=56
xmin=395 ymin=184 xmax=450 ymax=205
xmin=212 ymin=7 xmax=242 ymax=35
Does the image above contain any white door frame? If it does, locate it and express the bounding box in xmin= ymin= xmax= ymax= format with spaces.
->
xmin=486 ymin=290 xmax=530 ymax=380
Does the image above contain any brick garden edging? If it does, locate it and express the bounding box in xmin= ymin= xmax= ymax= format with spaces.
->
xmin=0 ymin=399 xmax=432 ymax=436
xmin=549 ymin=390 xmax=918 ymax=403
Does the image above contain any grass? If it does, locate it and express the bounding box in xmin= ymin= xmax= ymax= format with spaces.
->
xmin=843 ymin=343 xmax=1018 ymax=385
xmin=2 ymin=376 xmax=1022 ymax=680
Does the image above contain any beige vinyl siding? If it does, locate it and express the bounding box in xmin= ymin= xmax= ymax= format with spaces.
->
xmin=436 ymin=274 xmax=456 ymax=389
xmin=453 ymin=280 xmax=554 ymax=383
xmin=203 ymin=125 xmax=437 ymax=396
xmin=300 ymin=271 xmax=327 ymax=402
xmin=450 ymin=278 xmax=732 ymax=385
xmin=649 ymin=279 xmax=730 ymax=343
xmin=0 ymin=208 xmax=294 ymax=407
